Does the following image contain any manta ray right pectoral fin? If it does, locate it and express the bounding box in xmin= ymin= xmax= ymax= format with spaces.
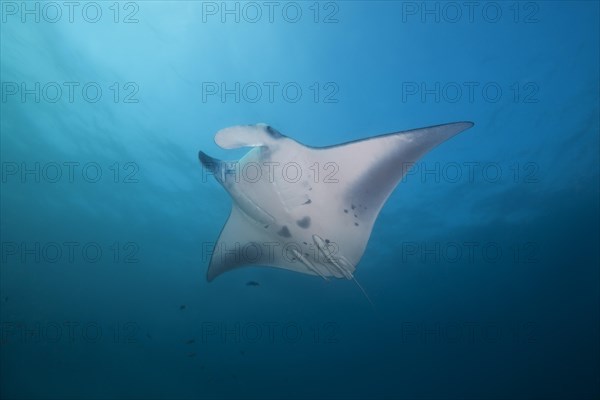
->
xmin=313 ymin=122 xmax=474 ymax=217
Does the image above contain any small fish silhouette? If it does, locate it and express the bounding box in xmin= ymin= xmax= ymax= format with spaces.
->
xmin=186 ymin=339 xmax=195 ymax=344
xmin=180 ymin=305 xmax=186 ymax=310
xmin=246 ymin=281 xmax=260 ymax=287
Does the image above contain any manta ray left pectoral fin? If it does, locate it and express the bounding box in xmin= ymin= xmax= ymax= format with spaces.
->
xmin=206 ymin=206 xmax=319 ymax=282
xmin=206 ymin=206 xmax=263 ymax=282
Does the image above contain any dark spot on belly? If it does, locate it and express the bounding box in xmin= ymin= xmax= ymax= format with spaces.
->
xmin=351 ymin=204 xmax=356 ymax=210
xmin=354 ymin=222 xmax=359 ymax=226
xmin=344 ymin=209 xmax=348 ymax=213
xmin=303 ymin=199 xmax=312 ymax=205
xmin=296 ymin=216 xmax=311 ymax=229
xmin=264 ymin=225 xmax=269 ymax=229
xmin=325 ymin=239 xmax=330 ymax=244
xmin=354 ymin=214 xmax=358 ymax=218
xmin=277 ymin=226 xmax=292 ymax=238
xmin=303 ymin=241 xmax=307 ymax=245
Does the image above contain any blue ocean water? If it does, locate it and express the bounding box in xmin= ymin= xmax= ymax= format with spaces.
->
xmin=1 ymin=1 xmax=598 ymax=399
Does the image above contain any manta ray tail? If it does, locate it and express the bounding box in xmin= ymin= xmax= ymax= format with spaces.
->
xmin=352 ymin=275 xmax=375 ymax=308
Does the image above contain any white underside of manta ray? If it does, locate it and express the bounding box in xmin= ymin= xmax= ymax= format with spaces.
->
xmin=199 ymin=122 xmax=474 ymax=283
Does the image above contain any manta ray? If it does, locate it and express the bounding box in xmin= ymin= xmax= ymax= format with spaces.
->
xmin=199 ymin=122 xmax=473 ymax=288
